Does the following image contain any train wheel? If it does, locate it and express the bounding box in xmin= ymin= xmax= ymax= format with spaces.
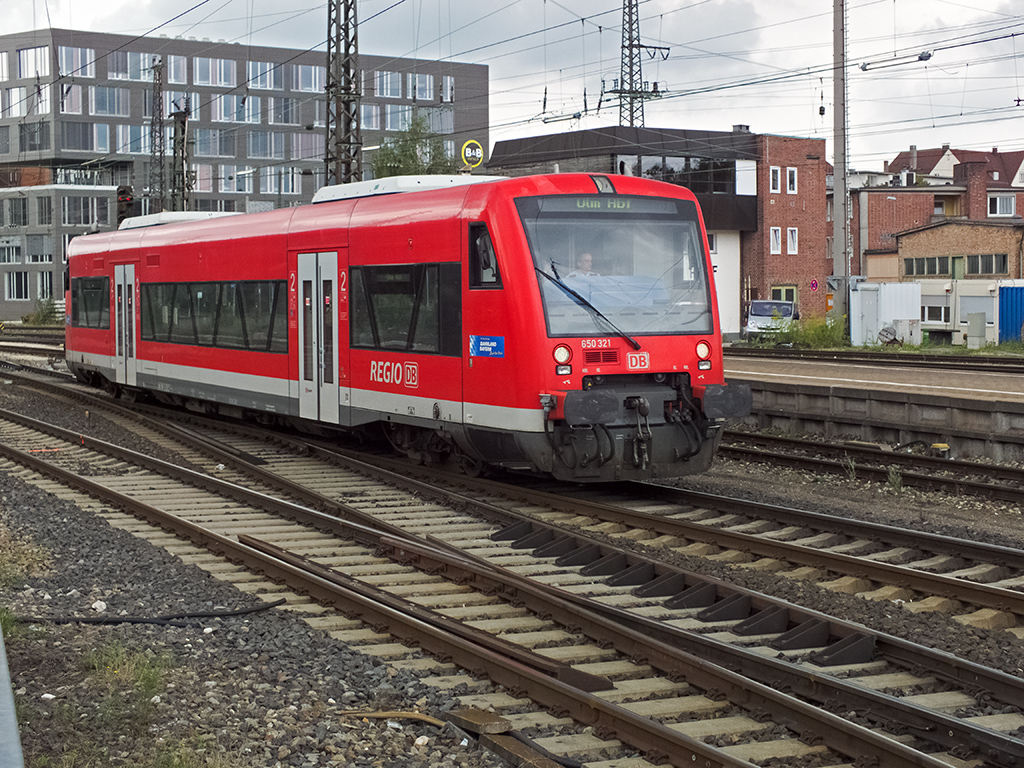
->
xmin=453 ymin=451 xmax=485 ymax=477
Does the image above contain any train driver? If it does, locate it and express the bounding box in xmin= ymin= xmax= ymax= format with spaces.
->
xmin=567 ymin=252 xmax=598 ymax=277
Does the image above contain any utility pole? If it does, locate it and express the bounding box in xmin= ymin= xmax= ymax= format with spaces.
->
xmin=603 ymin=0 xmax=668 ymax=128
xmin=325 ymin=0 xmax=361 ymax=185
xmin=149 ymin=56 xmax=165 ymax=214
xmin=170 ymin=97 xmax=192 ymax=211
xmin=830 ymin=0 xmax=850 ymax=330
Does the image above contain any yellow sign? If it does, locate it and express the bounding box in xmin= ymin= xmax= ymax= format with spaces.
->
xmin=461 ymin=140 xmax=484 ymax=168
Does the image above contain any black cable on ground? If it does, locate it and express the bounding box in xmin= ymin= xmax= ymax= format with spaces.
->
xmin=15 ymin=598 xmax=287 ymax=628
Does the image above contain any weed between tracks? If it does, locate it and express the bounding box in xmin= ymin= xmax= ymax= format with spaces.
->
xmin=1 ymin=521 xmax=245 ymax=768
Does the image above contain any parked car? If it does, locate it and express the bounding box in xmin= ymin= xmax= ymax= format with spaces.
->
xmin=744 ymin=300 xmax=797 ymax=338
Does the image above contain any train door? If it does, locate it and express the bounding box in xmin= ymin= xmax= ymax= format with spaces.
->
xmin=113 ymin=264 xmax=137 ymax=387
xmin=297 ymin=252 xmax=341 ymax=423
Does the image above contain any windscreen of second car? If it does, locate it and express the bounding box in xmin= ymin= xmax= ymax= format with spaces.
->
xmin=749 ymin=301 xmax=793 ymax=318
xmin=516 ymin=195 xmax=713 ymax=337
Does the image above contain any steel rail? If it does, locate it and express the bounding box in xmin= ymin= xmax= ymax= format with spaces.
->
xmin=243 ymin=534 xmax=959 ymax=768
xmin=357 ymin=533 xmax=1024 ymax=767
xmin=725 ymin=346 xmax=1024 ymax=373
xmin=2 ymin=407 xmax=1020 ymax=765
xmin=725 ymin=431 xmax=1024 ymax=484
xmin=0 ymin=429 xmax=828 ymax=768
xmin=291 ymin=446 xmax=1024 ymax=618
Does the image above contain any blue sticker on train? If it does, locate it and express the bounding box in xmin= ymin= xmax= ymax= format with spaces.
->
xmin=470 ymin=335 xmax=505 ymax=357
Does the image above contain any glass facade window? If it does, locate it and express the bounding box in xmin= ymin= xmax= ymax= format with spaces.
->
xmin=61 ymin=121 xmax=93 ymax=151
xmin=260 ymin=167 xmax=300 ymax=195
xmin=62 ymin=196 xmax=108 ymax=226
xmin=115 ymin=124 xmax=149 ymax=154
xmin=361 ymin=104 xmax=380 ymax=130
xmin=19 ymin=122 xmax=50 ymax=152
xmin=441 ymin=75 xmax=455 ymax=102
xmin=194 ymin=128 xmax=235 ymax=157
xmin=0 ymin=244 xmax=21 ymax=264
xmin=194 ymin=57 xmax=236 ymax=87
xmin=4 ymin=87 xmax=26 ymax=118
xmin=375 ymin=71 xmax=401 ymax=98
xmin=269 ymin=97 xmax=298 ymax=125
xmin=27 ymin=235 xmax=52 ymax=263
xmin=0 ymin=52 xmax=7 ymax=81
xmin=292 ymin=132 xmax=324 ymax=160
xmin=385 ymin=104 xmax=411 ymax=131
xmin=407 ymin=73 xmax=434 ymax=101
xmin=94 ymin=124 xmax=109 ymax=153
xmin=18 ymin=46 xmax=49 ymax=79
xmin=632 ymin=155 xmax=736 ymax=195
xmin=5 ymin=271 xmax=29 ymax=301
xmin=0 ymin=126 xmax=7 ymax=154
xmin=90 ymin=86 xmax=130 ymax=116
xmin=109 ymin=51 xmax=156 ymax=81
xmin=37 ymin=197 xmax=52 ymax=226
xmin=220 ymin=165 xmax=254 ymax=193
xmin=192 ymin=164 xmax=213 ymax=193
xmin=214 ymin=94 xmax=260 ymax=123
xmin=293 ymin=64 xmax=325 ymax=92
xmin=247 ymin=131 xmax=284 ymax=159
xmin=248 ymin=61 xmax=282 ymax=90
xmin=60 ymin=84 xmax=82 ymax=113
xmin=58 ymin=46 xmax=95 ymax=77
xmin=166 ymin=55 xmax=187 ymax=84
xmin=164 ymin=91 xmax=199 ymax=118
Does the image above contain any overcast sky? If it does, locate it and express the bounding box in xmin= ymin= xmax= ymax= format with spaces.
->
xmin=7 ymin=0 xmax=1024 ymax=169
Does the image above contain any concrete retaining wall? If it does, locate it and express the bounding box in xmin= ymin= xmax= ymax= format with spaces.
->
xmin=728 ymin=375 xmax=1024 ymax=463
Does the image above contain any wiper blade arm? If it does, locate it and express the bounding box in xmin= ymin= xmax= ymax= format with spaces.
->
xmin=535 ymin=267 xmax=641 ymax=350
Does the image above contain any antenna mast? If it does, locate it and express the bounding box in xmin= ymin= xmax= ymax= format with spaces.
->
xmin=326 ymin=0 xmax=362 ymax=184
xmin=149 ymin=56 xmax=165 ymax=213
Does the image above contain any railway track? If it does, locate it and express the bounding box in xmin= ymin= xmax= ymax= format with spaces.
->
xmin=2 ymin=373 xmax=1024 ymax=766
xmin=726 ymin=346 xmax=1024 ymax=373
xmin=721 ymin=430 xmax=1024 ymax=502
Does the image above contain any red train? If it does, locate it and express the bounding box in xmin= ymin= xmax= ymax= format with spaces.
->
xmin=65 ymin=173 xmax=749 ymax=482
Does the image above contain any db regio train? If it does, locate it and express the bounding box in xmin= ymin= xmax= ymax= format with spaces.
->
xmin=65 ymin=173 xmax=750 ymax=482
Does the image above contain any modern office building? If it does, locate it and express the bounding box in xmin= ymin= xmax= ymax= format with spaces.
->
xmin=0 ymin=28 xmax=489 ymax=320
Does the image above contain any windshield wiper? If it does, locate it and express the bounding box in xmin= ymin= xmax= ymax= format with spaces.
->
xmin=535 ymin=266 xmax=641 ymax=350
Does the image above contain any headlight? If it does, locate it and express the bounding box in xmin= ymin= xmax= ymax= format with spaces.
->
xmin=695 ymin=340 xmax=712 ymax=360
xmin=553 ymin=344 xmax=572 ymax=364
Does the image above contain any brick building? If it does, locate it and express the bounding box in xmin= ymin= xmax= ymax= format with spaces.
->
xmin=487 ymin=125 xmax=830 ymax=336
xmin=0 ymin=27 xmax=489 ymax=321
xmin=851 ymin=146 xmax=1024 ymax=283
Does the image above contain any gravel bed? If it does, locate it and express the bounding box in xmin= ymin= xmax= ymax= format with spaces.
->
xmin=0 ymin=378 xmax=512 ymax=768
xmin=3 ymin=370 xmax=1024 ymax=765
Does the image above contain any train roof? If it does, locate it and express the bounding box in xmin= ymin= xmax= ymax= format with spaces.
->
xmin=311 ymin=174 xmax=505 ymax=203
xmin=118 ymin=211 xmax=241 ymax=230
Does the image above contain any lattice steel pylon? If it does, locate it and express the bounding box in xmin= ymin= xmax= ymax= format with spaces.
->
xmin=149 ymin=56 xmax=165 ymax=214
xmin=620 ymin=0 xmax=644 ymax=127
xmin=169 ymin=97 xmax=192 ymax=212
xmin=325 ymin=0 xmax=361 ymax=185
xmin=604 ymin=0 xmax=669 ymax=128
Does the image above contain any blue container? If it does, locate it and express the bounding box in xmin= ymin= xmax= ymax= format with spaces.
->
xmin=999 ymin=286 xmax=1024 ymax=342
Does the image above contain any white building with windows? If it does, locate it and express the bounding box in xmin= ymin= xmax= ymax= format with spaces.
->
xmin=0 ymin=28 xmax=488 ymax=320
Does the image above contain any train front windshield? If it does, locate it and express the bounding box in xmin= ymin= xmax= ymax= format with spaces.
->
xmin=516 ymin=195 xmax=714 ymax=338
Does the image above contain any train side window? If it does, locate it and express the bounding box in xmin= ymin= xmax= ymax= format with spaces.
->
xmin=70 ymin=276 xmax=111 ymax=329
xmin=350 ymin=263 xmax=461 ymax=356
xmin=469 ymin=223 xmax=501 ymax=288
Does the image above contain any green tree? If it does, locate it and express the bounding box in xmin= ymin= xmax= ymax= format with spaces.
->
xmin=371 ymin=113 xmax=457 ymax=178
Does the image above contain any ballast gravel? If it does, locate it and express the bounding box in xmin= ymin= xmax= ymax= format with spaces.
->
xmin=1 ymin=471 xmax=509 ymax=768
xmin=2 ymin=371 xmax=1024 ymax=766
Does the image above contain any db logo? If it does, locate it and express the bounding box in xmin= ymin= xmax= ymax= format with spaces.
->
xmin=404 ymin=362 xmax=419 ymax=388
xmin=627 ymin=352 xmax=650 ymax=370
